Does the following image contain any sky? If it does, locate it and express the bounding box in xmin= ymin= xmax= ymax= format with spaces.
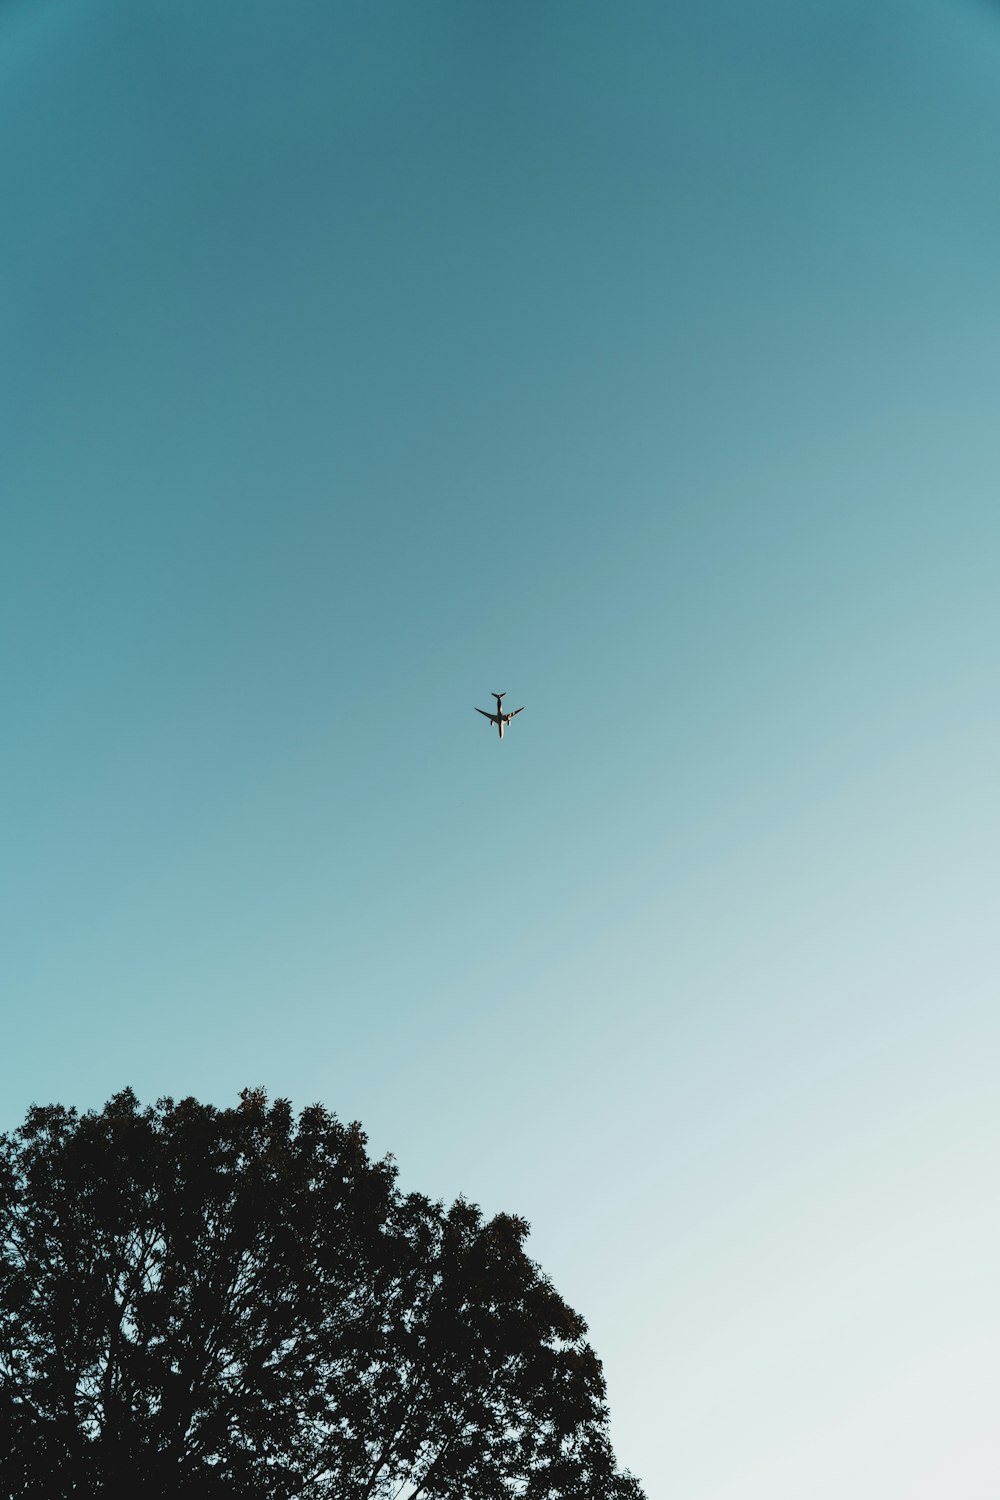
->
xmin=2 ymin=0 xmax=999 ymax=1494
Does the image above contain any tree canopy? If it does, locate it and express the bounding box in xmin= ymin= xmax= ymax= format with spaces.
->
xmin=0 ymin=1089 xmax=644 ymax=1500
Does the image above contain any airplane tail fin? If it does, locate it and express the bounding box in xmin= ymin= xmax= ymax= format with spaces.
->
xmin=493 ymin=691 xmax=506 ymax=702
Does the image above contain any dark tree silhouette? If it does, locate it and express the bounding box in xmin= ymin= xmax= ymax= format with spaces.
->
xmin=0 ymin=1089 xmax=644 ymax=1500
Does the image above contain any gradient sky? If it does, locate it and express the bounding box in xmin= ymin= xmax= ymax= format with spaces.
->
xmin=3 ymin=1 xmax=999 ymax=1495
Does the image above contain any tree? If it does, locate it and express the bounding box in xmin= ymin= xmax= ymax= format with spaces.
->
xmin=0 ymin=1089 xmax=644 ymax=1500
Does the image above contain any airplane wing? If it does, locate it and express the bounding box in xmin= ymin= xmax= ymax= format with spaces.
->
xmin=474 ymin=707 xmax=497 ymax=721
xmin=510 ymin=706 xmax=525 ymax=717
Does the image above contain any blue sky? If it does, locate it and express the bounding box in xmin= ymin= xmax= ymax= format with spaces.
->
xmin=3 ymin=1 xmax=999 ymax=1494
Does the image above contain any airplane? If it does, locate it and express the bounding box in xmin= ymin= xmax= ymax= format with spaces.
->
xmin=474 ymin=692 xmax=525 ymax=740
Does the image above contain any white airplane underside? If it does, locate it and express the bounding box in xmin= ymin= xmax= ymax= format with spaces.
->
xmin=474 ymin=691 xmax=524 ymax=740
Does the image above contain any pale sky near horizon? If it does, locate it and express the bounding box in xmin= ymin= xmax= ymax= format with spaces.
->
xmin=3 ymin=1 xmax=1000 ymax=1495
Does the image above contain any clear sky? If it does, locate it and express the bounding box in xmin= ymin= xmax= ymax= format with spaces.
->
xmin=3 ymin=1 xmax=999 ymax=1494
